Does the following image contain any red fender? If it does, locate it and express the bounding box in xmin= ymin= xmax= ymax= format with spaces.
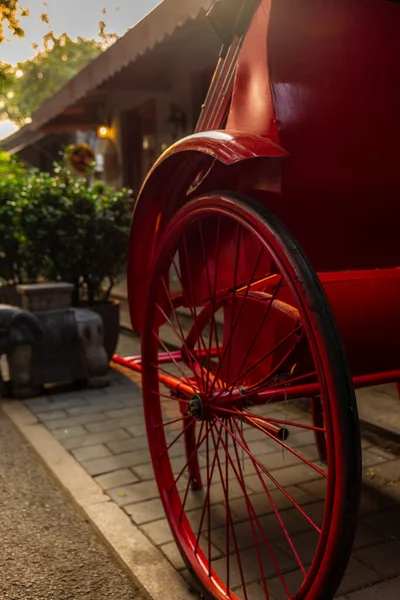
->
xmin=127 ymin=130 xmax=288 ymax=333
xmin=147 ymin=130 xmax=287 ymax=166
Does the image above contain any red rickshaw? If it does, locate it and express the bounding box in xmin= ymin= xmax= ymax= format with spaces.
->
xmin=113 ymin=0 xmax=400 ymax=598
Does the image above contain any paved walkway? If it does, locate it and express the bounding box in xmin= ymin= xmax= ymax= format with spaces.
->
xmin=0 ymin=408 xmax=145 ymax=600
xmin=12 ymin=335 xmax=400 ymax=599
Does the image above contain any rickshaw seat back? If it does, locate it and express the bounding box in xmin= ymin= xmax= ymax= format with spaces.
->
xmin=227 ymin=0 xmax=400 ymax=273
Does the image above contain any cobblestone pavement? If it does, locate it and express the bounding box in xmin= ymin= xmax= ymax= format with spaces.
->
xmin=20 ymin=333 xmax=400 ymax=600
xmin=0 ymin=408 xmax=145 ymax=600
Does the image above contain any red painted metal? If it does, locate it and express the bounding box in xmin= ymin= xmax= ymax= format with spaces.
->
xmin=196 ymin=38 xmax=243 ymax=133
xmin=112 ymin=354 xmax=143 ymax=372
xmin=284 ymin=268 xmax=400 ymax=376
xmin=136 ymin=193 xmax=361 ymax=600
xmin=122 ymin=347 xmax=219 ymax=366
xmin=112 ymin=353 xmax=400 ymax=405
xmin=227 ymin=0 xmax=400 ymax=272
xmin=123 ymin=2 xmax=400 ymax=598
xmin=112 ymin=353 xmax=195 ymax=397
xmin=128 ymin=0 xmax=400 ymax=357
xmin=127 ymin=130 xmax=287 ymax=333
xmin=149 ymin=130 xmax=288 ymax=167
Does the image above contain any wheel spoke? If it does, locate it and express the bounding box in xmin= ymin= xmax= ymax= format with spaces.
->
xmin=225 ymin=223 xmax=243 ymax=394
xmin=153 ymin=362 xmax=197 ymax=392
xmin=239 ymin=370 xmax=319 ymax=401
xmin=160 ymin=416 xmax=197 ymax=459
xmin=152 ymin=328 xmax=198 ymax=389
xmin=230 ymin=418 xmax=308 ymax=577
xmin=171 ymin=424 xmax=211 ymax=491
xmin=214 ymin=415 xmax=322 ymax=534
xmin=153 ymin=391 xmax=190 ymax=405
xmin=228 ymin=418 xmax=272 ymax=598
xmin=206 ymin=422 xmax=213 ymax=570
xmin=267 ymin=370 xmax=318 ymax=389
xmin=231 ymin=274 xmax=284 ymax=390
xmin=224 ymin=423 xmax=230 ymax=591
xmin=211 ymin=243 xmax=265 ymax=394
xmin=192 ymin=420 xmax=222 ymax=555
xmin=175 ymin=238 xmax=209 ymax=390
xmin=214 ymin=417 xmax=297 ymax=594
xmin=214 ymin=406 xmax=326 ymax=433
xmin=156 ymin=415 xmax=191 ymax=429
xmin=243 ymin=332 xmax=303 ymax=393
xmin=159 ymin=277 xmax=203 ymax=390
xmin=228 ymin=417 xmax=296 ymax=596
xmin=210 ymin=423 xmax=249 ymax=599
xmin=198 ymin=219 xmax=222 ymax=391
xmin=215 ymin=325 xmax=303 ymax=403
xmin=237 ymin=412 xmax=328 ymax=478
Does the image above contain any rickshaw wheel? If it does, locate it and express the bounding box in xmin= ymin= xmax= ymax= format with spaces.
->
xmin=141 ymin=193 xmax=361 ymax=600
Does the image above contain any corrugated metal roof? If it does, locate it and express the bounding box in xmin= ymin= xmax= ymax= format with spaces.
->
xmin=32 ymin=0 xmax=213 ymax=131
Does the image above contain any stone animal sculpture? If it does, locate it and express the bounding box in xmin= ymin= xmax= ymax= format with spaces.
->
xmin=74 ymin=308 xmax=109 ymax=388
xmin=0 ymin=305 xmax=43 ymax=398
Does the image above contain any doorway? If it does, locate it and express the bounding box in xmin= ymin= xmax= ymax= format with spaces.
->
xmin=121 ymin=99 xmax=157 ymax=193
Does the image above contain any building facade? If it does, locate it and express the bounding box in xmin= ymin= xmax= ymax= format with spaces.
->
xmin=3 ymin=0 xmax=220 ymax=194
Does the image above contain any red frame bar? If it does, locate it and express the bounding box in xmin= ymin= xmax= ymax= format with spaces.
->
xmin=111 ymin=353 xmax=400 ymax=402
xmin=122 ymin=347 xmax=219 ymax=366
xmin=112 ymin=353 xmax=194 ymax=397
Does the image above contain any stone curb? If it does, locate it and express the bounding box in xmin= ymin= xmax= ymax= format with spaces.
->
xmin=1 ymin=400 xmax=191 ymax=600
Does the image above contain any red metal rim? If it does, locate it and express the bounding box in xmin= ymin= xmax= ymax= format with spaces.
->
xmin=141 ymin=193 xmax=361 ymax=600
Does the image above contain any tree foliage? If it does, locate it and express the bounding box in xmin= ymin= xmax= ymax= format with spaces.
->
xmin=0 ymin=0 xmax=28 ymax=44
xmin=0 ymin=33 xmax=105 ymax=125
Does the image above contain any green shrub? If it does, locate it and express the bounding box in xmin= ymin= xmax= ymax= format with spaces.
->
xmin=0 ymin=154 xmax=26 ymax=284
xmin=0 ymin=159 xmax=132 ymax=304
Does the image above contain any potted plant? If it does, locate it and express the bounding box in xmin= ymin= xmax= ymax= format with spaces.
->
xmin=0 ymin=153 xmax=28 ymax=305
xmin=42 ymin=166 xmax=132 ymax=359
xmin=0 ymin=158 xmax=132 ymax=359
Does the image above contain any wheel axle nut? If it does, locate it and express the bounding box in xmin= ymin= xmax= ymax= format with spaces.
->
xmin=188 ymin=394 xmax=203 ymax=419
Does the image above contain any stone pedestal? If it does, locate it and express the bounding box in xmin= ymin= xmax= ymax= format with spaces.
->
xmin=17 ymin=283 xmax=74 ymax=312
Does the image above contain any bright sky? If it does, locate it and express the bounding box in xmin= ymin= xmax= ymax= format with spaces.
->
xmin=0 ymin=0 xmax=162 ymax=139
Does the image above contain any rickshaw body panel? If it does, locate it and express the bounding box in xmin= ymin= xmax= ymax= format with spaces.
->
xmin=318 ymin=269 xmax=400 ymax=376
xmin=228 ymin=0 xmax=400 ymax=273
xmin=128 ymin=0 xmax=400 ymax=379
xmin=123 ymin=3 xmax=399 ymax=595
xmin=279 ymin=269 xmax=400 ymax=378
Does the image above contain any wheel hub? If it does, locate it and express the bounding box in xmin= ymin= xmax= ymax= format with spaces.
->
xmin=187 ymin=394 xmax=203 ymax=419
xmin=187 ymin=389 xmax=247 ymax=421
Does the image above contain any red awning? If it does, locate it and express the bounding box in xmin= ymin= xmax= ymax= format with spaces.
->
xmin=32 ymin=0 xmax=214 ymax=132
